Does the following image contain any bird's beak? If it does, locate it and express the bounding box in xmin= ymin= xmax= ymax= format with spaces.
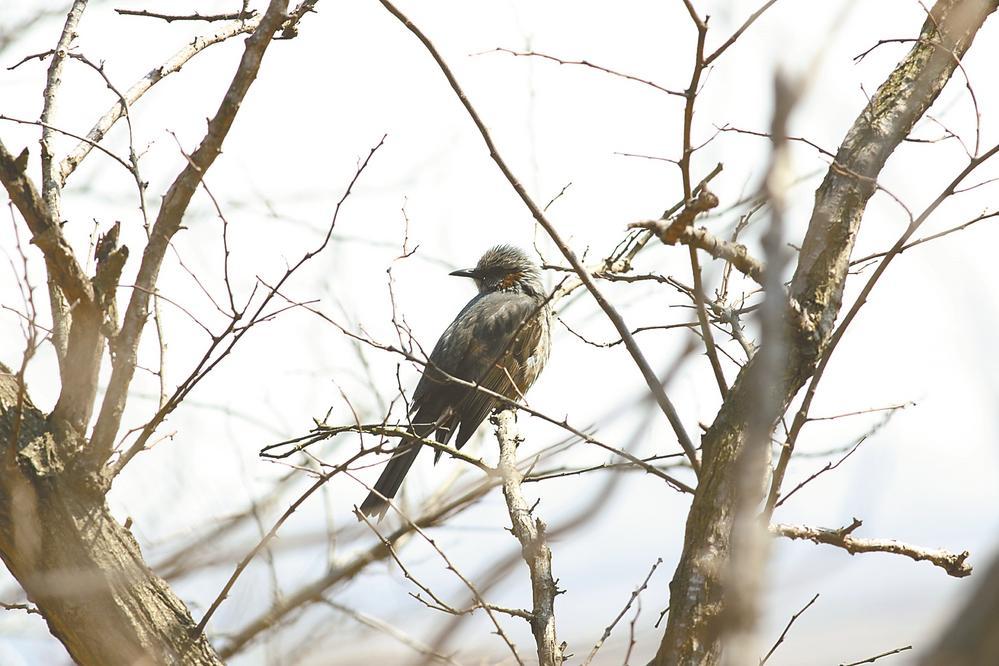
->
xmin=448 ymin=268 xmax=479 ymax=279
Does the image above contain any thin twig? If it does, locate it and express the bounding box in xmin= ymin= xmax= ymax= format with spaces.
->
xmin=582 ymin=558 xmax=662 ymax=666
xmin=850 ymin=210 xmax=999 ymax=264
xmin=217 ymin=478 xmax=498 ymax=659
xmin=485 ymin=47 xmax=683 ymax=97
xmin=704 ymin=0 xmax=782 ymax=64
xmin=59 ymin=16 xmax=261 ymax=183
xmin=261 ymin=422 xmax=492 ymax=473
xmin=354 ymin=473 xmax=527 ymax=666
xmin=89 ymin=0 xmax=295 ymax=470
xmin=196 ymin=443 xmax=377 ymax=635
xmin=114 ymin=8 xmax=257 ymax=22
xmin=840 ymin=645 xmax=913 ymax=666
xmin=759 ymin=593 xmax=819 ymax=665
xmin=322 ymin=600 xmax=462 ymax=666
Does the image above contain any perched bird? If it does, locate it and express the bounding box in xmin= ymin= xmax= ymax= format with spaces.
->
xmin=359 ymin=245 xmax=552 ymax=520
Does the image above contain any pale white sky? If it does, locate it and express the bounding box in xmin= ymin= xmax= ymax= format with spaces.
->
xmin=2 ymin=1 xmax=998 ymax=664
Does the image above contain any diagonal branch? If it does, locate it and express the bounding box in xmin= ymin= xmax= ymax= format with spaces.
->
xmin=57 ymin=3 xmax=318 ymax=183
xmin=88 ymin=0 xmax=291 ymax=466
xmin=767 ymin=139 xmax=999 ymax=514
xmin=218 ymin=478 xmax=498 ymax=659
xmin=376 ymin=0 xmax=700 ymax=474
xmin=0 ymin=141 xmax=93 ymax=308
xmin=486 ymin=47 xmax=684 ymax=97
xmin=704 ymin=0 xmax=782 ymax=65
xmin=58 ymin=17 xmax=260 ymax=184
xmin=759 ymin=593 xmax=820 ymax=665
xmin=105 ymin=135 xmax=384 ymax=478
xmin=582 ymin=557 xmax=662 ymax=666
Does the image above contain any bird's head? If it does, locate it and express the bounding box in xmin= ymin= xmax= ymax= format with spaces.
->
xmin=450 ymin=244 xmax=544 ymax=296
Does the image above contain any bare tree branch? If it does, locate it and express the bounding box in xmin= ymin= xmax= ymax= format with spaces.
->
xmin=59 ymin=16 xmax=262 ymax=183
xmin=494 ymin=409 xmax=564 ymax=666
xmin=113 ymin=8 xmax=258 ymax=23
xmin=704 ymin=0 xmax=783 ymax=65
xmin=773 ymin=519 xmax=972 ymax=578
xmin=89 ymin=0 xmax=292 ymax=468
xmin=840 ymin=645 xmax=913 ymax=666
xmin=0 ymin=141 xmax=94 ymax=308
xmin=323 ymin=599 xmax=462 ymax=666
xmin=218 ymin=477 xmax=499 ymax=659
xmin=0 ymin=600 xmax=41 ymax=615
xmin=654 ymin=2 xmax=996 ymax=662
xmin=759 ymin=593 xmax=819 ymax=665
xmin=105 ymin=135 xmax=385 ymax=478
xmin=485 ymin=47 xmax=684 ymax=97
xmin=670 ymin=3 xmax=731 ymax=402
xmin=582 ymin=557 xmax=661 ymax=666
xmin=375 ymin=0 xmax=701 ymax=474
xmin=769 ymin=142 xmax=999 ymax=515
xmin=629 ymin=218 xmax=765 ymax=286
xmin=40 ymin=0 xmax=87 ymax=220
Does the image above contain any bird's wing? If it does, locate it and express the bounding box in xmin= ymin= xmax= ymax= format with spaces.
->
xmin=410 ymin=291 xmax=547 ymax=450
xmin=409 ymin=293 xmax=486 ymax=419
xmin=450 ymin=292 xmax=547 ymax=449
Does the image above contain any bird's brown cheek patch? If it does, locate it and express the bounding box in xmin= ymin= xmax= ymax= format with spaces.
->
xmin=498 ymin=272 xmax=523 ymax=290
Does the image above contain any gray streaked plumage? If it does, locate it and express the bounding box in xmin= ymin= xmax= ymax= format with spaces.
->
xmin=359 ymin=245 xmax=552 ymax=520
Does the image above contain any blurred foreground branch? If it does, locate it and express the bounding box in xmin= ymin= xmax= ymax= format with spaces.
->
xmin=922 ymin=546 xmax=999 ymax=664
xmin=654 ymin=1 xmax=996 ymax=663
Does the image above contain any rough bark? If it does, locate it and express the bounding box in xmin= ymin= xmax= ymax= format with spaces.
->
xmin=653 ymin=1 xmax=998 ymax=663
xmin=0 ymin=367 xmax=223 ymax=665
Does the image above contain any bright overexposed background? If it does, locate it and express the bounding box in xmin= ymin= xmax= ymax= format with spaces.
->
xmin=1 ymin=1 xmax=998 ymax=664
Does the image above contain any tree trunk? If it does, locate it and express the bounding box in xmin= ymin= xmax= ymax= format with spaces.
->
xmin=0 ymin=368 xmax=223 ymax=665
xmin=653 ymin=1 xmax=999 ymax=663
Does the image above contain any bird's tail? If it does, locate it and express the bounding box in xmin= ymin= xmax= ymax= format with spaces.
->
xmin=358 ymin=435 xmax=422 ymax=521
